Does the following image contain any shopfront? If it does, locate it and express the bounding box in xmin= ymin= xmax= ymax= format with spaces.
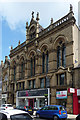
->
xmin=16 ymin=88 xmax=50 ymax=109
xmin=56 ymin=90 xmax=67 ymax=107
xmin=73 ymin=89 xmax=80 ymax=114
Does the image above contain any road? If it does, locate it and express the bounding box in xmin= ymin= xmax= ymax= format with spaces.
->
xmin=32 ymin=116 xmax=76 ymax=120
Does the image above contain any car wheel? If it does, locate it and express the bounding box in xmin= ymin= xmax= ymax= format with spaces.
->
xmin=53 ymin=115 xmax=59 ymax=120
xmin=36 ymin=114 xmax=40 ymax=118
xmin=64 ymin=118 xmax=67 ymax=120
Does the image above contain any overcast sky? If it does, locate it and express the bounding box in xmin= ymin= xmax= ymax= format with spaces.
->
xmin=0 ymin=0 xmax=80 ymax=62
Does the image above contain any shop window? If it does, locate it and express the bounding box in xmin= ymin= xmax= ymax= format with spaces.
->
xmin=40 ymin=99 xmax=45 ymax=107
xmin=57 ymin=73 xmax=65 ymax=86
xmin=29 ymin=80 xmax=31 ymax=89
xmin=31 ymin=57 xmax=35 ymax=76
xmin=32 ymin=80 xmax=35 ymax=89
xmin=40 ymin=78 xmax=44 ymax=88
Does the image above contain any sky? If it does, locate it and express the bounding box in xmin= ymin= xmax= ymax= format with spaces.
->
xmin=0 ymin=0 xmax=80 ymax=63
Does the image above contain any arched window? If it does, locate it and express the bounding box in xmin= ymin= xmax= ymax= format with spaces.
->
xmin=21 ymin=62 xmax=25 ymax=79
xmin=31 ymin=56 xmax=35 ymax=76
xmin=57 ymin=46 xmax=61 ymax=68
xmin=62 ymin=44 xmax=66 ymax=67
xmin=42 ymin=52 xmax=45 ymax=73
xmin=42 ymin=50 xmax=49 ymax=73
xmin=19 ymin=57 xmax=25 ymax=80
xmin=46 ymin=51 xmax=48 ymax=73
xmin=57 ymin=42 xmax=66 ymax=68
xmin=14 ymin=65 xmax=16 ymax=81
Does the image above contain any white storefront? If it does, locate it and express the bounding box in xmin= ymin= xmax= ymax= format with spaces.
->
xmin=16 ymin=88 xmax=50 ymax=109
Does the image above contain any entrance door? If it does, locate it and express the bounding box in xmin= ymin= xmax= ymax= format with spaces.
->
xmin=78 ymin=97 xmax=80 ymax=114
xmin=28 ymin=99 xmax=34 ymax=108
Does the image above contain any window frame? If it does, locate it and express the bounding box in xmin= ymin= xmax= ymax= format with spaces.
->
xmin=31 ymin=56 xmax=35 ymax=76
xmin=57 ymin=43 xmax=66 ymax=69
xmin=32 ymin=80 xmax=35 ymax=89
xmin=29 ymin=80 xmax=31 ymax=89
xmin=57 ymin=73 xmax=65 ymax=86
xmin=40 ymin=78 xmax=44 ymax=88
xmin=13 ymin=65 xmax=16 ymax=81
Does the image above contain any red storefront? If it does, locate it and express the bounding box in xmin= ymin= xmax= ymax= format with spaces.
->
xmin=73 ymin=89 xmax=80 ymax=115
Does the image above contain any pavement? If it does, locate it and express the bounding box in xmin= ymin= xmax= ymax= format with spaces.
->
xmin=32 ymin=113 xmax=78 ymax=120
xmin=67 ymin=114 xmax=78 ymax=120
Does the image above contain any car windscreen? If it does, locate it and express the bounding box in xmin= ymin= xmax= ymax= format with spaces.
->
xmin=1 ymin=105 xmax=6 ymax=107
xmin=10 ymin=113 xmax=33 ymax=120
xmin=0 ymin=113 xmax=7 ymax=120
xmin=7 ymin=105 xmax=12 ymax=107
xmin=59 ymin=106 xmax=66 ymax=111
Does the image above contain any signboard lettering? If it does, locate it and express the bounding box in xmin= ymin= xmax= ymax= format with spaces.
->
xmin=18 ymin=89 xmax=48 ymax=97
xmin=56 ymin=90 xmax=67 ymax=99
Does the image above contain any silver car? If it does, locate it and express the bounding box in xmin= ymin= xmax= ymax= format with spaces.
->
xmin=0 ymin=109 xmax=33 ymax=120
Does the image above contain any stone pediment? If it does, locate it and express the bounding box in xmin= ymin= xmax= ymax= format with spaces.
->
xmin=56 ymin=66 xmax=65 ymax=74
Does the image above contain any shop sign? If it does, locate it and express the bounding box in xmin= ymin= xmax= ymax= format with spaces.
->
xmin=56 ymin=91 xmax=67 ymax=99
xmin=77 ymin=89 xmax=80 ymax=96
xmin=68 ymin=88 xmax=75 ymax=93
xmin=18 ymin=89 xmax=48 ymax=97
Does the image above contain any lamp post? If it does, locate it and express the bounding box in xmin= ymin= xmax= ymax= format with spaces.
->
xmin=44 ymin=94 xmax=48 ymax=106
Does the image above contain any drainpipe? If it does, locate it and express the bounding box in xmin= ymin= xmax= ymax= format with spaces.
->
xmin=71 ymin=69 xmax=74 ymax=114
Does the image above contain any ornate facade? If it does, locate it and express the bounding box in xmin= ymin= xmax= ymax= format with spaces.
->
xmin=1 ymin=5 xmax=80 ymax=114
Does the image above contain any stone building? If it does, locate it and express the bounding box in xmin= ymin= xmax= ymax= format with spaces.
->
xmin=1 ymin=57 xmax=10 ymax=104
xmin=1 ymin=5 xmax=80 ymax=114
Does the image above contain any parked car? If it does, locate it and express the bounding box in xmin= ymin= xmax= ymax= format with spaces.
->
xmin=0 ymin=104 xmax=13 ymax=110
xmin=76 ymin=114 xmax=80 ymax=120
xmin=0 ymin=109 xmax=33 ymax=120
xmin=36 ymin=105 xmax=67 ymax=120
xmin=16 ymin=105 xmax=33 ymax=115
